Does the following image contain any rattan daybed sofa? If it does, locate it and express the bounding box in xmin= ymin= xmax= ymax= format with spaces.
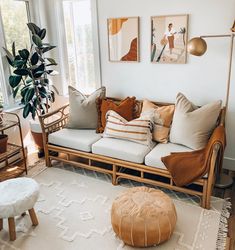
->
xmin=39 ymin=98 xmax=225 ymax=210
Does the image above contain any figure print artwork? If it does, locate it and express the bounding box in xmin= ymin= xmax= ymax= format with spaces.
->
xmin=231 ymin=20 xmax=235 ymax=32
xmin=151 ymin=15 xmax=188 ymax=64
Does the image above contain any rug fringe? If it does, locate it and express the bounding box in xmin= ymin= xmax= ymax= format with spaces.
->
xmin=216 ymin=198 xmax=231 ymax=250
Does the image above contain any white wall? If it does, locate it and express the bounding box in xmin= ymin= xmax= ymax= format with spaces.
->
xmin=97 ymin=0 xmax=235 ymax=170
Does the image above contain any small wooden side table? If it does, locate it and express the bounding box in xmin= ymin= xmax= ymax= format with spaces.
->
xmin=0 ymin=112 xmax=27 ymax=181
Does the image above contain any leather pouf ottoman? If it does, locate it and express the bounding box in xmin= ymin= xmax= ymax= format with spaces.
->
xmin=111 ymin=187 xmax=177 ymax=247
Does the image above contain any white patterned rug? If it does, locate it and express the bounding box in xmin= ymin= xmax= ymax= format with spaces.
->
xmin=0 ymin=164 xmax=230 ymax=250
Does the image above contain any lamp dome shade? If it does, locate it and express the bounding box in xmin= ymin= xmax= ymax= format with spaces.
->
xmin=187 ymin=37 xmax=207 ymax=56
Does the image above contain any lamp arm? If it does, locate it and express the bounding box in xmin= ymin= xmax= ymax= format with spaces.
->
xmin=200 ymin=34 xmax=232 ymax=39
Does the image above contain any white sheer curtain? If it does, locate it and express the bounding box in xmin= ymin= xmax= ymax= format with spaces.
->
xmin=0 ymin=0 xmax=31 ymax=106
xmin=55 ymin=0 xmax=101 ymax=95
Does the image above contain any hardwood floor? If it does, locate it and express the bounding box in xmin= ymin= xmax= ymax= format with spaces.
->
xmin=214 ymin=171 xmax=235 ymax=250
xmin=227 ymin=175 xmax=235 ymax=250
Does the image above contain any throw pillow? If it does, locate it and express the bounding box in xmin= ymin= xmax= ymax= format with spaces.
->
xmin=141 ymin=99 xmax=175 ymax=143
xmin=96 ymin=97 xmax=136 ymax=133
xmin=103 ymin=110 xmax=154 ymax=147
xmin=169 ymin=93 xmax=222 ymax=149
xmin=67 ymin=86 xmax=106 ymax=129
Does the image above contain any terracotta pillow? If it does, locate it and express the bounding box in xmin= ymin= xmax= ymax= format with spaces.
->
xmin=96 ymin=97 xmax=136 ymax=133
xmin=141 ymin=99 xmax=175 ymax=143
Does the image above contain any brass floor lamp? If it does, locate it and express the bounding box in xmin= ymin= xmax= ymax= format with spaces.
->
xmin=187 ymin=31 xmax=235 ymax=195
xmin=187 ymin=32 xmax=235 ymax=114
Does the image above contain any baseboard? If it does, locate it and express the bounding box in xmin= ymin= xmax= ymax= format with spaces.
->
xmin=223 ymin=157 xmax=235 ymax=171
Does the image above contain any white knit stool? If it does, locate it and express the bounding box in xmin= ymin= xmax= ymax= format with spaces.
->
xmin=0 ymin=177 xmax=39 ymax=241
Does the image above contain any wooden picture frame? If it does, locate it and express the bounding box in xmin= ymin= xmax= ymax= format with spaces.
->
xmin=151 ymin=14 xmax=189 ymax=64
xmin=107 ymin=17 xmax=139 ymax=62
xmin=231 ymin=20 xmax=235 ymax=32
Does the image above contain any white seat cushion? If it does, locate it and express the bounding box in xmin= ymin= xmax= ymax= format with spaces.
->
xmin=92 ymin=138 xmax=153 ymax=163
xmin=48 ymin=129 xmax=102 ymax=152
xmin=145 ymin=143 xmax=192 ymax=169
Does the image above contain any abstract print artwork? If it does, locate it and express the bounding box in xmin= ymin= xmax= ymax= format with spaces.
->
xmin=108 ymin=17 xmax=139 ymax=62
xmin=151 ymin=15 xmax=188 ymax=64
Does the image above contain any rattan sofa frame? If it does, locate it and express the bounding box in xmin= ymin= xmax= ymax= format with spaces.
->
xmin=39 ymin=99 xmax=225 ymax=209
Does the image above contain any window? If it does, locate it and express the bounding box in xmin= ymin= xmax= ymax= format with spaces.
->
xmin=0 ymin=0 xmax=31 ymax=106
xmin=0 ymin=57 xmax=7 ymax=104
xmin=62 ymin=0 xmax=100 ymax=94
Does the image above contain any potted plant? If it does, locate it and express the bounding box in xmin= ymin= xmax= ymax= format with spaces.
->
xmin=0 ymin=96 xmax=7 ymax=153
xmin=0 ymin=134 xmax=8 ymax=154
xmin=3 ymin=22 xmax=58 ymax=157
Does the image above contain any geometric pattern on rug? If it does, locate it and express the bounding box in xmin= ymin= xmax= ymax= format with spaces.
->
xmin=52 ymin=160 xmax=207 ymax=207
xmin=0 ymin=161 xmax=227 ymax=250
xmin=30 ymin=159 xmax=225 ymax=209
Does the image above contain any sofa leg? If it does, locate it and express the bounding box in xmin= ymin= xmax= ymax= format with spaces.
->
xmin=112 ymin=179 xmax=117 ymax=185
xmin=201 ymin=195 xmax=206 ymax=209
xmin=201 ymin=181 xmax=208 ymax=209
xmin=205 ymin=192 xmax=211 ymax=209
xmin=45 ymin=145 xmax=51 ymax=167
xmin=112 ymin=165 xmax=118 ymax=185
xmin=205 ymin=198 xmax=211 ymax=209
xmin=205 ymin=182 xmax=212 ymax=209
xmin=112 ymin=177 xmax=118 ymax=185
xmin=45 ymin=155 xmax=51 ymax=167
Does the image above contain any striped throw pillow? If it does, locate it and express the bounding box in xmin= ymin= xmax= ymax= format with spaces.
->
xmin=103 ymin=110 xmax=154 ymax=147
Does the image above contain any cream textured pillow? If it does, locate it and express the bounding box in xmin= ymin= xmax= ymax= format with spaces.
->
xmin=103 ymin=110 xmax=154 ymax=147
xmin=170 ymin=93 xmax=222 ymax=149
xmin=67 ymin=86 xmax=106 ymax=129
xmin=141 ymin=99 xmax=175 ymax=143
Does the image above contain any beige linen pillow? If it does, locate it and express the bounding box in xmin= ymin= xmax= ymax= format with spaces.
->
xmin=103 ymin=110 xmax=154 ymax=147
xmin=141 ymin=99 xmax=175 ymax=143
xmin=67 ymin=86 xmax=106 ymax=129
xmin=169 ymin=93 xmax=222 ymax=149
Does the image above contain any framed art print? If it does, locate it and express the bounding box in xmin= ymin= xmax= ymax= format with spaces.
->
xmin=151 ymin=14 xmax=188 ymax=64
xmin=108 ymin=17 xmax=139 ymax=62
xmin=231 ymin=20 xmax=235 ymax=32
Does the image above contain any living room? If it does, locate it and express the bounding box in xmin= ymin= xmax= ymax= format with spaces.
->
xmin=0 ymin=0 xmax=234 ymax=249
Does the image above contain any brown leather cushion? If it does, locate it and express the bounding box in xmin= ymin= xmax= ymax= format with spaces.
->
xmin=111 ymin=187 xmax=177 ymax=247
xmin=96 ymin=97 xmax=136 ymax=133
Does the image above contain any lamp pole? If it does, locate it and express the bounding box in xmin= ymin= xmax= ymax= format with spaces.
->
xmin=224 ymin=33 xmax=234 ymax=113
xmin=187 ymin=32 xmax=235 ymax=199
